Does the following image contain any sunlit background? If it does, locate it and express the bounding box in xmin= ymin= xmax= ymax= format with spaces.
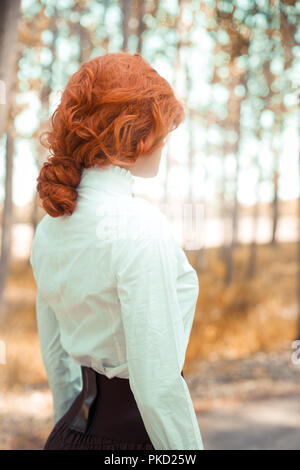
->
xmin=0 ymin=0 xmax=300 ymax=450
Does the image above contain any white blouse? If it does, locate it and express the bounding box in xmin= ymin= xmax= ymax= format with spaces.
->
xmin=30 ymin=164 xmax=204 ymax=451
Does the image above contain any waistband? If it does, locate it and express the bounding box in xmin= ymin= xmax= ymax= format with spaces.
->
xmin=68 ymin=366 xmax=184 ymax=443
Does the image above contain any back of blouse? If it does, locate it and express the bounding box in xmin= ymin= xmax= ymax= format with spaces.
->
xmin=30 ymin=164 xmax=204 ymax=450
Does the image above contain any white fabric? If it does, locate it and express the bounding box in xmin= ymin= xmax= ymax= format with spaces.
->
xmin=30 ymin=164 xmax=204 ymax=450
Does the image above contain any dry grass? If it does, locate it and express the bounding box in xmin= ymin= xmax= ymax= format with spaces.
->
xmin=0 ymin=259 xmax=47 ymax=390
xmin=0 ymin=241 xmax=297 ymax=388
xmin=184 ymin=241 xmax=297 ymax=372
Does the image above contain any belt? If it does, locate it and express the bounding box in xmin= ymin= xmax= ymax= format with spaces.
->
xmin=69 ymin=366 xmax=185 ymax=435
xmin=69 ymin=367 xmax=98 ymax=434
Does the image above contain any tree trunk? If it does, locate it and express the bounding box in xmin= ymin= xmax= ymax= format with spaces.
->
xmin=224 ymin=140 xmax=242 ymax=286
xmin=136 ymin=0 xmax=146 ymax=54
xmin=271 ymin=167 xmax=279 ymax=246
xmin=246 ymin=186 xmax=259 ymax=278
xmin=231 ymin=146 xmax=241 ymax=249
xmin=121 ymin=0 xmax=131 ymax=52
xmin=0 ymin=132 xmax=14 ymax=311
xmin=0 ymin=0 xmax=21 ymax=137
xmin=297 ymin=107 xmax=300 ymax=340
xmin=271 ymin=117 xmax=282 ymax=246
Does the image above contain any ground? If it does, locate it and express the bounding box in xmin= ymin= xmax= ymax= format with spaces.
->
xmin=199 ymin=394 xmax=300 ymax=450
xmin=1 ymin=345 xmax=299 ymax=450
xmin=187 ymin=345 xmax=300 ymax=450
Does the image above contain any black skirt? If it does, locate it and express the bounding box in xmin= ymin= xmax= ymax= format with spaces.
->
xmin=44 ymin=365 xmax=172 ymax=450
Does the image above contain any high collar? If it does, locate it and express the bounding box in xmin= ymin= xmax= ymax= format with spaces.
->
xmin=78 ymin=164 xmax=135 ymax=196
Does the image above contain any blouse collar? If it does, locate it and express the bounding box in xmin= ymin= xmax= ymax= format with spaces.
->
xmin=78 ymin=164 xmax=135 ymax=196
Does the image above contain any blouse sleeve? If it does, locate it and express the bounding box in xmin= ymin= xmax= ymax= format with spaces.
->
xmin=112 ymin=224 xmax=204 ymax=450
xmin=35 ymin=290 xmax=83 ymax=425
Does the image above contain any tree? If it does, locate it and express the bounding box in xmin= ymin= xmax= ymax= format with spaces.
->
xmin=136 ymin=0 xmax=146 ymax=54
xmin=0 ymin=0 xmax=21 ymax=137
xmin=120 ymin=0 xmax=131 ymax=52
xmin=206 ymin=2 xmax=251 ymax=285
xmin=0 ymin=131 xmax=14 ymax=311
xmin=0 ymin=0 xmax=21 ymax=311
xmin=298 ymin=104 xmax=300 ymax=340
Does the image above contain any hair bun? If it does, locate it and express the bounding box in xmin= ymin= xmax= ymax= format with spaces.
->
xmin=37 ymin=158 xmax=82 ymax=217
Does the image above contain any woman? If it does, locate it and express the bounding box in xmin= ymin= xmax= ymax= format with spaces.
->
xmin=30 ymin=52 xmax=204 ymax=451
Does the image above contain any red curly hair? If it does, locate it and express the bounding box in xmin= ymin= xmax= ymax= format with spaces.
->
xmin=37 ymin=52 xmax=185 ymax=217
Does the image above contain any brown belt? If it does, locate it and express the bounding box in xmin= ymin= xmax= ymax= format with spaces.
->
xmin=68 ymin=366 xmax=184 ymax=443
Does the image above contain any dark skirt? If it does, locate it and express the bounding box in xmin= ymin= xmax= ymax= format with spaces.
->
xmin=43 ymin=365 xmax=159 ymax=450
